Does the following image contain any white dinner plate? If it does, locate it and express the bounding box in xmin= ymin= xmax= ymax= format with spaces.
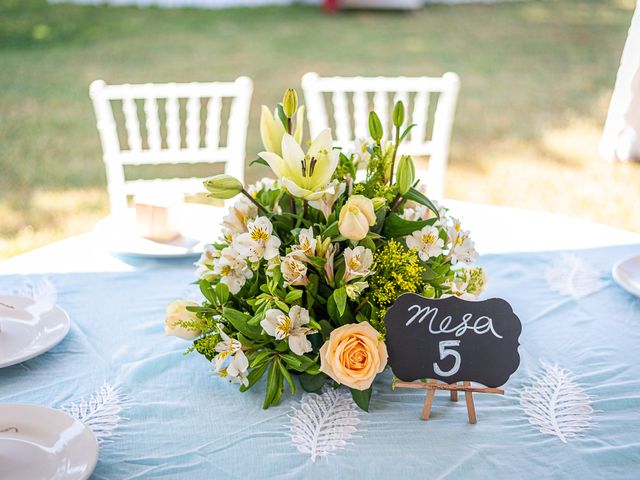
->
xmin=0 ymin=295 xmax=70 ymax=368
xmin=0 ymin=404 xmax=98 ymax=480
xmin=94 ymin=203 xmax=224 ymax=259
xmin=612 ymin=254 xmax=640 ymax=297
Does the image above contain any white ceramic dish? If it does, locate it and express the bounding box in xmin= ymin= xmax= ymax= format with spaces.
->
xmin=0 ymin=404 xmax=98 ymax=480
xmin=612 ymin=254 xmax=640 ymax=298
xmin=94 ymin=203 xmax=224 ymax=259
xmin=0 ymin=294 xmax=70 ymax=368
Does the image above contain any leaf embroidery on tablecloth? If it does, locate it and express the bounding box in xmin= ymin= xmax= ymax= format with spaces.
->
xmin=545 ymin=254 xmax=607 ymax=299
xmin=289 ymin=386 xmax=362 ymax=462
xmin=61 ymin=382 xmax=126 ymax=444
xmin=520 ymin=362 xmax=594 ymax=443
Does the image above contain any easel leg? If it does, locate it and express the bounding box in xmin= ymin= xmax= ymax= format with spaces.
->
xmin=450 ymin=383 xmax=458 ymax=402
xmin=421 ymin=380 xmax=437 ymax=420
xmin=464 ymin=381 xmax=477 ymax=424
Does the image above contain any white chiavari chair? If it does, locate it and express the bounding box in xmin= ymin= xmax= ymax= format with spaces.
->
xmin=301 ymin=72 xmax=459 ymax=199
xmin=90 ymin=77 xmax=253 ymax=213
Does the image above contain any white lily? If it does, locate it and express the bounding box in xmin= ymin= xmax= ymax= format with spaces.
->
xmin=212 ymin=246 xmax=253 ymax=294
xmin=343 ymin=246 xmax=374 ymax=282
xmin=258 ymin=129 xmax=339 ymax=201
xmin=308 ymin=180 xmax=346 ymax=220
xmin=261 ymin=306 xmax=314 ymax=356
xmin=233 ymin=216 xmax=281 ymax=262
xmin=406 ymin=225 xmax=445 ymax=261
xmin=260 ymin=105 xmax=305 ymax=156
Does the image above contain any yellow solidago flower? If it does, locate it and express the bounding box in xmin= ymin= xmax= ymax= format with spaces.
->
xmin=369 ymin=240 xmax=425 ymax=310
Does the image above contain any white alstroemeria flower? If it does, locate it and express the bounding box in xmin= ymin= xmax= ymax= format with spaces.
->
xmin=212 ymin=328 xmax=249 ymax=386
xmin=354 ymin=138 xmax=373 ymax=167
xmin=324 ymin=243 xmax=337 ymax=283
xmin=406 ymin=225 xmax=445 ymax=261
xmin=448 ymin=218 xmax=478 ymax=264
xmin=441 ymin=280 xmax=477 ymax=301
xmin=222 ymin=196 xmax=258 ymax=241
xmin=345 ymin=281 xmax=369 ymax=300
xmin=401 ymin=204 xmax=429 ymax=222
xmin=308 ymin=180 xmax=346 ymax=220
xmin=258 ymin=129 xmax=339 ymax=200
xmin=212 ymin=328 xmax=242 ymax=371
xmin=247 ymin=177 xmax=279 ymax=196
xmin=343 ymin=246 xmax=374 ymax=282
xmin=194 ymin=244 xmax=219 ymax=281
xmin=233 ymin=216 xmax=281 ymax=262
xmin=212 ymin=246 xmax=253 ymax=294
xmin=261 ymin=306 xmax=314 ymax=356
xmin=293 ymin=227 xmax=316 ymax=258
xmin=280 ymin=252 xmax=308 ymax=286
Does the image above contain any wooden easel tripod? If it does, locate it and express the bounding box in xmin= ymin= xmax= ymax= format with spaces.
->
xmin=395 ymin=379 xmax=504 ymax=423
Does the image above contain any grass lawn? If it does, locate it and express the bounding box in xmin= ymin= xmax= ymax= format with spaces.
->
xmin=1 ymin=0 xmax=639 ymax=259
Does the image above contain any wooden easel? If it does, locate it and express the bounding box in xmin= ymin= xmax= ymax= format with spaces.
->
xmin=395 ymin=380 xmax=504 ymax=424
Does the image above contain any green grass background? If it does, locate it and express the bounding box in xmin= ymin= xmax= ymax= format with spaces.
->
xmin=1 ymin=0 xmax=639 ymax=258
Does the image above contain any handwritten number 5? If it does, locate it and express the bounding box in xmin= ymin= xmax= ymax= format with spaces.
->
xmin=433 ymin=340 xmax=461 ymax=377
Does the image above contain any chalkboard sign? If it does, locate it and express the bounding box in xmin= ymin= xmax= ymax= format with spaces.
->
xmin=384 ymin=293 xmax=522 ymax=388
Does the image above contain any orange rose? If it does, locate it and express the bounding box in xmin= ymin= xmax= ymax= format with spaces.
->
xmin=319 ymin=322 xmax=388 ymax=391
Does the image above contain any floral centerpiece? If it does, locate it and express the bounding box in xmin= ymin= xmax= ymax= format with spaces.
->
xmin=165 ymin=89 xmax=484 ymax=411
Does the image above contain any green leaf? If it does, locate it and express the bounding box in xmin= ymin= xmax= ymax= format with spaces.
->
xmin=382 ymin=213 xmax=430 ymax=238
xmin=398 ymin=123 xmax=417 ymax=144
xmin=250 ymin=350 xmax=273 ymax=368
xmin=281 ymin=353 xmax=316 ymax=372
xmin=278 ymin=361 xmax=296 ymax=395
xmin=215 ymin=282 xmax=229 ymax=304
xmin=300 ymin=373 xmax=327 ymax=392
xmin=333 ymin=287 xmax=347 ymax=317
xmin=263 ymin=359 xmax=281 ymax=409
xmin=402 ymin=187 xmax=440 ymax=218
xmin=223 ymin=307 xmax=263 ymax=340
xmin=199 ymin=281 xmax=217 ymax=304
xmin=284 ymin=289 xmax=303 ymax=303
xmin=240 ymin=360 xmax=269 ymax=392
xmin=322 ymin=221 xmax=340 ymax=238
xmin=350 ymin=387 xmax=372 ymax=412
xmin=250 ymin=157 xmax=269 ymax=168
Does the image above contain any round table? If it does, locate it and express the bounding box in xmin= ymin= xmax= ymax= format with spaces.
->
xmin=1 ymin=200 xmax=638 ymax=274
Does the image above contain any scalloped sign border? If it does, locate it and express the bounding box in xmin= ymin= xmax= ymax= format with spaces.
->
xmin=384 ymin=293 xmax=522 ymax=388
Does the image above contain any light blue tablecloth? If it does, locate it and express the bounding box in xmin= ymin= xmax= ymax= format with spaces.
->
xmin=1 ymin=244 xmax=640 ymax=479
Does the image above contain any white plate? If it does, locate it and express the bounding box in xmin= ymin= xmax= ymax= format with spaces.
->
xmin=94 ymin=203 xmax=224 ymax=259
xmin=0 ymin=295 xmax=70 ymax=368
xmin=0 ymin=404 xmax=98 ymax=480
xmin=612 ymin=254 xmax=640 ymax=297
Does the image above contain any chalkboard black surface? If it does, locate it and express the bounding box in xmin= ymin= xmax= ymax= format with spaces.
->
xmin=384 ymin=293 xmax=522 ymax=388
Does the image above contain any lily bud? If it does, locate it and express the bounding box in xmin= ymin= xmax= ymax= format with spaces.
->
xmin=396 ymin=155 xmax=415 ymax=195
xmin=392 ymin=101 xmax=405 ymax=128
xmin=368 ymin=111 xmax=383 ymax=142
xmin=372 ymin=197 xmax=387 ymax=210
xmin=282 ymin=88 xmax=298 ymax=118
xmin=204 ymin=174 xmax=243 ymax=200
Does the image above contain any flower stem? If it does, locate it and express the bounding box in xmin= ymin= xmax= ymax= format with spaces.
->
xmin=389 ymin=125 xmax=400 ymax=185
xmin=241 ymin=189 xmax=269 ymax=215
xmin=286 ymin=117 xmax=292 ymax=134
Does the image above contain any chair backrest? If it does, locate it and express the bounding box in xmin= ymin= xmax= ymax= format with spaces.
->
xmin=90 ymin=77 xmax=253 ymax=213
xmin=301 ymin=72 xmax=460 ymax=199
